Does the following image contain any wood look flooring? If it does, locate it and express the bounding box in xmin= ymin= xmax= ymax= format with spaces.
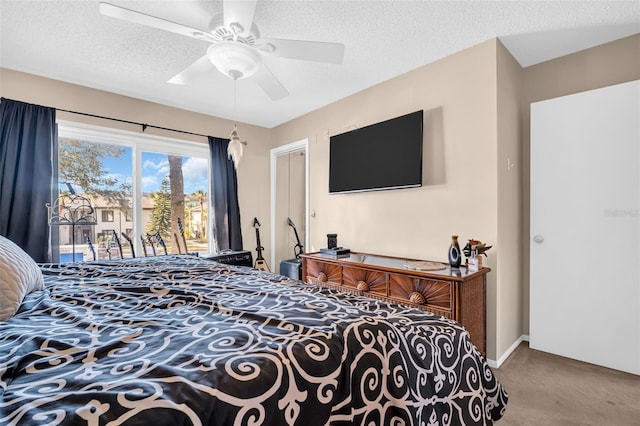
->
xmin=492 ymin=342 xmax=640 ymax=425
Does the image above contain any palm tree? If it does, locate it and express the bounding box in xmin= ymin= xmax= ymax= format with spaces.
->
xmin=193 ymin=189 xmax=206 ymax=242
xmin=168 ymin=155 xmax=184 ymax=254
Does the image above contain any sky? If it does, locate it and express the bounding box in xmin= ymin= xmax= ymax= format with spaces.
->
xmin=100 ymin=147 xmax=209 ymax=195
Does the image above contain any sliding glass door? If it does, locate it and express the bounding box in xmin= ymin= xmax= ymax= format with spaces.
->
xmin=141 ymin=151 xmax=209 ymax=254
xmin=56 ymin=121 xmax=211 ymax=261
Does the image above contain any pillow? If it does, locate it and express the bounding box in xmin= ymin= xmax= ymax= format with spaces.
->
xmin=0 ymin=235 xmax=44 ymax=321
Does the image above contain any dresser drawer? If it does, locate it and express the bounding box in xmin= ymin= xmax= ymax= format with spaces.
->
xmin=304 ymin=259 xmax=342 ymax=286
xmin=389 ymin=274 xmax=452 ymax=313
xmin=342 ymin=266 xmax=388 ymax=296
xmin=301 ymin=252 xmax=487 ymax=356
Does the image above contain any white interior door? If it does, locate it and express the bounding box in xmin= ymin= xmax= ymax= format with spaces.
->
xmin=530 ymin=80 xmax=640 ymax=375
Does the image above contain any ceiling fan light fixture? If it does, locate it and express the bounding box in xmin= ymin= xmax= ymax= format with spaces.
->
xmin=207 ymin=41 xmax=261 ymax=80
xmin=227 ymin=124 xmax=244 ymax=168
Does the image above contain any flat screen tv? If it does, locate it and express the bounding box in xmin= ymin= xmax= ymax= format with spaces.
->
xmin=329 ymin=110 xmax=423 ymax=194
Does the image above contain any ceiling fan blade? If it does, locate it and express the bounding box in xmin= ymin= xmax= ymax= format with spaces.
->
xmin=168 ymin=55 xmax=213 ymax=85
xmin=253 ymin=64 xmax=289 ymax=100
xmin=258 ymin=38 xmax=345 ymax=64
xmin=223 ymin=0 xmax=257 ymax=36
xmin=99 ymin=2 xmax=214 ymax=42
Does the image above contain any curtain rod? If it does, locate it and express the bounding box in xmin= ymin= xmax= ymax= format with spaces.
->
xmin=56 ymin=108 xmax=216 ymax=140
xmin=1 ymin=97 xmax=232 ymax=142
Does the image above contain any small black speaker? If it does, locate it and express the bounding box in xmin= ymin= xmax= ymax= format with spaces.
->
xmin=327 ymin=233 xmax=338 ymax=249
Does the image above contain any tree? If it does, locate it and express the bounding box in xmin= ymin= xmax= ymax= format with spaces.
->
xmin=58 ymin=138 xmax=131 ymax=211
xmin=146 ymin=177 xmax=171 ymax=239
xmin=168 ymin=155 xmax=184 ymax=254
xmin=193 ymin=189 xmax=206 ymax=242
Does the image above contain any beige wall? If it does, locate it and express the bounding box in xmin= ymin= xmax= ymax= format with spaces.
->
xmin=0 ymin=68 xmax=273 ymax=253
xmin=496 ymin=41 xmax=524 ymax=358
xmin=3 ymin=32 xmax=636 ymax=362
xmin=271 ymin=34 xmax=639 ymax=361
xmin=272 ymin=39 xmax=506 ymax=359
xmin=274 ymin=39 xmax=499 ymax=259
xmin=521 ymin=34 xmax=640 ymax=334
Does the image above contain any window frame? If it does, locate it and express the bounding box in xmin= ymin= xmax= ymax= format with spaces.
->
xmin=57 ymin=120 xmax=212 ymax=254
xmin=101 ymin=209 xmax=114 ymax=222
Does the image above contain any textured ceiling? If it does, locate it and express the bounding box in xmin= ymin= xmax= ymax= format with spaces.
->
xmin=1 ymin=0 xmax=638 ymax=128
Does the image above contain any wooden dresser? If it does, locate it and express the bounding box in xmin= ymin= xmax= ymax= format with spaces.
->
xmin=300 ymin=251 xmax=489 ymax=356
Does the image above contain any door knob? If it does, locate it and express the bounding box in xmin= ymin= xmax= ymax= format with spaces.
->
xmin=533 ymin=235 xmax=544 ymax=244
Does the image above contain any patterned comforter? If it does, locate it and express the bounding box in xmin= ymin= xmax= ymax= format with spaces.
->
xmin=0 ymin=256 xmax=507 ymax=425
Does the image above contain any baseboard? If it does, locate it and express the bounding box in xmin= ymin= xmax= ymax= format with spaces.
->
xmin=487 ymin=334 xmax=530 ymax=368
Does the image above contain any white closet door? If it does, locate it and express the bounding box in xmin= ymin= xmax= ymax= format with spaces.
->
xmin=530 ymin=80 xmax=639 ymax=375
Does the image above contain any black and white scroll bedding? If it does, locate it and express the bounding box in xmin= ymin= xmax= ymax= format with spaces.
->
xmin=0 ymin=256 xmax=508 ymax=425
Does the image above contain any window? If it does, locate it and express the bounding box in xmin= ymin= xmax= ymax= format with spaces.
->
xmin=97 ymin=230 xmax=114 ymax=241
xmin=101 ymin=210 xmax=114 ymax=222
xmin=57 ymin=121 xmax=211 ymax=259
xmin=141 ymin=151 xmax=209 ymax=254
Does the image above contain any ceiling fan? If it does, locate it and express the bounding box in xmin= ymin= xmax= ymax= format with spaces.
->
xmin=99 ymin=0 xmax=345 ymax=100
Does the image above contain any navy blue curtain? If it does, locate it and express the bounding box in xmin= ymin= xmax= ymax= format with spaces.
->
xmin=209 ymin=136 xmax=243 ymax=251
xmin=0 ymin=98 xmax=57 ymax=262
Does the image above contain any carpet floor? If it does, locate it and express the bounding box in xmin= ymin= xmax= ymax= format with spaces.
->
xmin=492 ymin=342 xmax=640 ymax=425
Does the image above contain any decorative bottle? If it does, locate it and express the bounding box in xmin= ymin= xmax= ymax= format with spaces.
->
xmin=448 ymin=235 xmax=462 ymax=268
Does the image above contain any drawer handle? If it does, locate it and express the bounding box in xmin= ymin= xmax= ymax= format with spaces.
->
xmin=409 ymin=291 xmax=426 ymax=305
xmin=317 ymin=272 xmax=328 ymax=282
xmin=356 ymin=280 xmax=370 ymax=291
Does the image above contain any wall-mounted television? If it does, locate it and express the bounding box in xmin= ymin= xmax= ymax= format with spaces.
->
xmin=329 ymin=110 xmax=423 ymax=194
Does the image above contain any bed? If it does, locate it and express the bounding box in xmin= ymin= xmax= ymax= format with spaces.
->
xmin=0 ymin=251 xmax=508 ymax=425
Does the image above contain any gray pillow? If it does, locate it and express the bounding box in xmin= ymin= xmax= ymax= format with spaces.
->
xmin=0 ymin=235 xmax=44 ymax=321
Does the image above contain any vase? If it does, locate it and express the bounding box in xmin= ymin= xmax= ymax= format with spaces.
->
xmin=448 ymin=235 xmax=462 ymax=268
